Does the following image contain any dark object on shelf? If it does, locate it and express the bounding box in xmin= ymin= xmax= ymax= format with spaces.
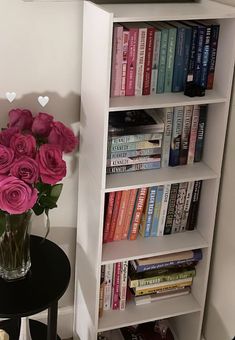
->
xmin=184 ymin=81 xmax=206 ymax=97
xmin=0 ymin=235 xmax=71 ymax=340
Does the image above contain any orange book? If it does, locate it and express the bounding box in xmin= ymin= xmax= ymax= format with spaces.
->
xmin=113 ymin=190 xmax=131 ymax=241
xmin=122 ymin=189 xmax=138 ymax=240
xmin=107 ymin=191 xmax=122 ymax=242
xmin=128 ymin=187 xmax=148 ymax=240
xmin=103 ymin=192 xmax=116 ymax=243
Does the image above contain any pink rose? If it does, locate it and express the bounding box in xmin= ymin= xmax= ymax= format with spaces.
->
xmin=0 ymin=127 xmax=19 ymax=147
xmin=0 ymin=176 xmax=38 ymax=214
xmin=37 ymin=144 xmax=66 ymax=184
xmin=32 ymin=112 xmax=54 ymax=137
xmin=10 ymin=134 xmax=36 ymax=158
xmin=48 ymin=121 xmax=78 ymax=153
xmin=8 ymin=109 xmax=33 ymax=131
xmin=0 ymin=145 xmax=15 ymax=174
xmin=10 ymin=156 xmax=39 ymax=184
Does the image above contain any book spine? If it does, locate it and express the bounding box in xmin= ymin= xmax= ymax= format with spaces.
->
xmin=194 ymin=105 xmax=207 ymax=162
xmin=157 ymin=29 xmax=169 ymax=93
xmin=169 ymin=106 xmax=184 ymax=166
xmin=179 ymin=105 xmax=193 ymax=165
xmin=111 ymin=25 xmax=124 ymax=97
xmin=109 ymin=132 xmax=162 ymax=145
xmin=103 ymin=263 xmax=114 ymax=311
xmin=143 ymin=27 xmax=155 ymax=95
xmin=109 ymin=139 xmax=162 ymax=152
xmin=151 ymin=185 xmax=164 ymax=237
xmin=99 ymin=265 xmax=105 ymax=317
xmin=134 ymin=277 xmax=193 ymax=292
xmin=126 ymin=28 xmax=139 ymax=96
xmin=110 ymin=147 xmax=161 ymax=159
xmin=157 ymin=183 xmax=171 ymax=236
xmin=103 ymin=192 xmax=116 ymax=243
xmin=144 ymin=186 xmax=158 ymax=237
xmin=207 ymin=24 xmax=220 ymax=90
xmin=120 ymin=30 xmax=130 ymax=96
xmin=135 ymin=27 xmax=147 ymax=96
xmin=161 ymin=107 xmax=174 ymax=168
xmin=172 ymin=182 xmax=188 ymax=233
xmin=138 ymin=188 xmax=150 ymax=237
xmin=107 ymin=155 xmax=161 ymax=167
xmin=183 ymin=27 xmax=192 ymax=88
xmin=164 ymin=183 xmax=179 ymax=235
xmin=151 ymin=30 xmax=161 ymax=94
xmin=122 ymin=189 xmax=138 ymax=239
xmin=172 ymin=27 xmax=186 ymax=92
xmin=200 ymin=25 xmax=212 ymax=88
xmin=119 ymin=261 xmax=128 ymax=310
xmin=136 ymin=258 xmax=198 ymax=273
xmin=187 ymin=180 xmax=202 ymax=230
xmin=164 ymin=28 xmax=177 ymax=92
xmin=180 ymin=180 xmax=195 ymax=232
xmin=112 ymin=262 xmax=121 ymax=310
xmin=129 ymin=269 xmax=196 ymax=288
xmin=186 ymin=26 xmax=198 ymax=83
xmin=106 ymin=161 xmax=161 ymax=174
xmin=107 ymin=191 xmax=122 ymax=242
xmin=134 ymin=279 xmax=192 ymax=295
xmin=113 ymin=190 xmax=131 ymax=241
xmin=134 ymin=287 xmax=190 ymax=305
xmin=187 ymin=105 xmax=200 ymax=164
xmin=129 ymin=187 xmax=148 ymax=240
xmin=194 ymin=26 xmax=206 ymax=86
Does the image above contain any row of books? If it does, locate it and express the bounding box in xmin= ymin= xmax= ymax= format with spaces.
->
xmin=111 ymin=20 xmax=220 ymax=97
xmin=106 ymin=105 xmax=207 ymax=174
xmin=103 ymin=180 xmax=202 ymax=243
xmin=99 ymin=249 xmax=202 ymax=317
xmin=129 ymin=249 xmax=202 ymax=305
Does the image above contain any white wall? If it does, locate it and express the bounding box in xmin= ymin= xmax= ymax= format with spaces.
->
xmin=203 ymin=1 xmax=235 ymax=340
xmin=0 ymin=0 xmax=83 ymax=338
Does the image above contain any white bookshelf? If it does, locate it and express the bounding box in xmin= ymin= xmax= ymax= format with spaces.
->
xmin=74 ymin=1 xmax=235 ymax=340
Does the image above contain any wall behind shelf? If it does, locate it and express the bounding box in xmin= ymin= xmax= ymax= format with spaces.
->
xmin=0 ymin=0 xmax=83 ymax=338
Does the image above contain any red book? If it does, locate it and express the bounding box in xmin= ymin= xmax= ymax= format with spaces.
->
xmin=112 ymin=262 xmax=121 ymax=310
xmin=122 ymin=189 xmax=138 ymax=240
xmin=113 ymin=190 xmax=131 ymax=241
xmin=142 ymin=26 xmax=156 ymax=95
xmin=120 ymin=30 xmax=130 ymax=96
xmin=107 ymin=191 xmax=122 ymax=242
xmin=103 ymin=192 xmax=115 ymax=243
xmin=124 ymin=24 xmax=139 ymax=96
xmin=128 ymin=187 xmax=148 ymax=240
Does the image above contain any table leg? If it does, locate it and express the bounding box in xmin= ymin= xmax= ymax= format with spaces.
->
xmin=47 ymin=301 xmax=58 ymax=340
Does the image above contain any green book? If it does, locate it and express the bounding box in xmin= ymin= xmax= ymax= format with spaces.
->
xmin=163 ymin=23 xmax=177 ymax=92
xmin=154 ymin=23 xmax=169 ymax=94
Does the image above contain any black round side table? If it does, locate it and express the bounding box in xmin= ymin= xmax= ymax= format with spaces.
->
xmin=0 ymin=235 xmax=71 ymax=340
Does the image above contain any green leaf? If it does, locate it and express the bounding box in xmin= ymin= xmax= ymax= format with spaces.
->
xmin=33 ymin=204 xmax=45 ymax=216
xmin=50 ymin=184 xmax=63 ymax=202
xmin=36 ymin=182 xmax=51 ymax=195
xmin=39 ymin=196 xmax=57 ymax=209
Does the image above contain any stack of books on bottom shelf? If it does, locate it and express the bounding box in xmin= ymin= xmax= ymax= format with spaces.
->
xmin=129 ymin=249 xmax=202 ymax=306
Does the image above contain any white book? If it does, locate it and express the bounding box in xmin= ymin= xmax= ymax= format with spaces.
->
xmin=180 ymin=105 xmax=193 ymax=165
xmin=134 ymin=287 xmax=190 ymax=305
xmin=171 ymin=182 xmax=188 ymax=233
xmin=187 ymin=105 xmax=200 ymax=165
xmin=135 ymin=26 xmax=147 ymax=96
xmin=180 ymin=181 xmax=195 ymax=231
xmin=157 ymin=183 xmax=171 ymax=236
xmin=158 ymin=107 xmax=174 ymax=168
xmin=103 ymin=263 xmax=114 ymax=310
xmin=151 ymin=29 xmax=161 ymax=94
xmin=119 ymin=261 xmax=128 ymax=311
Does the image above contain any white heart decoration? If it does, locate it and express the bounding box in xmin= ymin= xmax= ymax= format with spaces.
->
xmin=6 ymin=92 xmax=16 ymax=103
xmin=38 ymin=96 xmax=49 ymax=107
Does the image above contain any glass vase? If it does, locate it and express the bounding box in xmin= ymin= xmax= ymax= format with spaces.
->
xmin=0 ymin=210 xmax=32 ymax=281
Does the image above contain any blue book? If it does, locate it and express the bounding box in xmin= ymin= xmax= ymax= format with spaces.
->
xmin=169 ymin=106 xmax=184 ymax=167
xmin=154 ymin=23 xmax=169 ymax=93
xmin=144 ymin=186 xmax=158 ymax=237
xmin=194 ymin=24 xmax=207 ymax=86
xmin=183 ymin=21 xmax=198 ymax=84
xmin=194 ymin=105 xmax=207 ymax=162
xmin=183 ymin=27 xmax=193 ymax=88
xmin=151 ymin=185 xmax=164 ymax=237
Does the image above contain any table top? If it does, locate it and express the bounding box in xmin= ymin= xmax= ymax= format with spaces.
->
xmin=0 ymin=235 xmax=71 ymax=318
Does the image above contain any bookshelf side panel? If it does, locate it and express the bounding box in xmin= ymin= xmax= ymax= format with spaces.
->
xmin=75 ymin=2 xmax=113 ymax=340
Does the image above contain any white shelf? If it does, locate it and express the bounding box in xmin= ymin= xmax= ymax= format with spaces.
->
xmin=109 ymin=90 xmax=227 ymax=112
xmin=98 ymin=294 xmax=201 ymax=332
xmin=105 ymin=162 xmax=217 ymax=192
xmin=101 ymin=0 xmax=235 ymax=22
xmin=102 ymin=230 xmax=208 ymax=264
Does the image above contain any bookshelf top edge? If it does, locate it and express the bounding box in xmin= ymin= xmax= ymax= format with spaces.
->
xmin=87 ymin=0 xmax=235 ymax=21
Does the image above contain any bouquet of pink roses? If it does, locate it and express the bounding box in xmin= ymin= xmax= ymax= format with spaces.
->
xmin=0 ymin=109 xmax=78 ymax=218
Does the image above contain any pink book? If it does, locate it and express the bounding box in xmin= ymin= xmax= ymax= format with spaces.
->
xmin=111 ymin=24 xmax=124 ymax=97
xmin=187 ymin=105 xmax=200 ymax=165
xmin=119 ymin=261 xmax=128 ymax=310
xmin=124 ymin=24 xmax=139 ymax=96
xmin=122 ymin=189 xmax=138 ymax=240
xmin=112 ymin=262 xmax=121 ymax=310
xmin=142 ymin=26 xmax=156 ymax=95
xmin=107 ymin=191 xmax=122 ymax=242
xmin=120 ymin=30 xmax=130 ymax=96
xmin=113 ymin=190 xmax=131 ymax=241
xmin=103 ymin=192 xmax=115 ymax=243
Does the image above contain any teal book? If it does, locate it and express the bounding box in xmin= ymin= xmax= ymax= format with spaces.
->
xmin=154 ymin=23 xmax=169 ymax=93
xmin=151 ymin=185 xmax=164 ymax=237
xmin=163 ymin=23 xmax=177 ymax=92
